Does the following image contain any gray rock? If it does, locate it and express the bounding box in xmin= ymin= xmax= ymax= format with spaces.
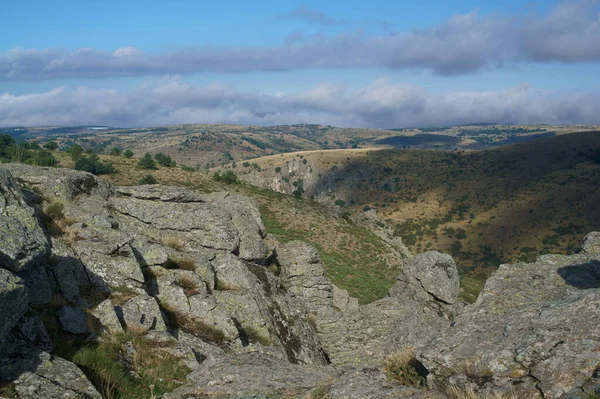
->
xmin=13 ymin=352 xmax=101 ymax=398
xmin=402 ymin=251 xmax=460 ymax=304
xmin=0 ymin=269 xmax=29 ymax=349
xmin=162 ymin=350 xmax=334 ymax=399
xmin=90 ymin=299 xmax=124 ymax=335
xmin=19 ymin=263 xmax=52 ymax=306
xmin=57 ymin=306 xmax=89 ymax=335
xmin=119 ymin=293 xmax=167 ymax=334
xmin=418 ymin=253 xmax=600 ymax=399
xmin=0 ymin=168 xmax=49 ymax=273
xmin=18 ymin=315 xmax=53 ymax=351
xmin=116 ymin=185 xmax=205 ymax=202
xmin=581 ymin=231 xmax=600 ymax=255
xmin=1 ymin=162 xmax=112 ymax=202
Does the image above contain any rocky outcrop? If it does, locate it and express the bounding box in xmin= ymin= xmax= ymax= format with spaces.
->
xmin=418 ymin=250 xmax=600 ymax=398
xmin=0 ymin=269 xmax=29 ymax=350
xmin=0 ymin=169 xmax=49 ymax=273
xmin=13 ymin=353 xmax=101 ymax=399
xmin=3 ymin=163 xmax=600 ymax=399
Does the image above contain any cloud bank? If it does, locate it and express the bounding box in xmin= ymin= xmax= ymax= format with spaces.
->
xmin=1 ymin=1 xmax=600 ymax=79
xmin=1 ymin=77 xmax=598 ymax=128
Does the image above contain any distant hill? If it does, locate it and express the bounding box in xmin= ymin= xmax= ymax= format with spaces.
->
xmin=18 ymin=123 xmax=600 ymax=169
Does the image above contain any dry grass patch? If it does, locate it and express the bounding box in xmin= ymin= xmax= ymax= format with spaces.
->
xmin=383 ymin=347 xmax=425 ymax=387
xmin=162 ymin=236 xmax=184 ymax=251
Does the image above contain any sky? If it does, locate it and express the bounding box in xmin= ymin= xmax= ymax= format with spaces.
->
xmin=2 ymin=0 xmax=600 ymax=128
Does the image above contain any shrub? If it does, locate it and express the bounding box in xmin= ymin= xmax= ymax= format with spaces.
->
xmin=214 ymin=170 xmax=238 ymax=184
xmin=155 ymin=152 xmax=176 ymax=167
xmin=162 ymin=236 xmax=184 ymax=251
xmin=110 ymin=147 xmax=122 ymax=156
xmin=382 ymin=348 xmax=424 ymax=387
xmin=75 ymin=154 xmax=116 ymax=175
xmin=137 ymin=153 xmax=157 ymax=169
xmin=123 ymin=149 xmax=134 ymax=158
xmin=138 ymin=174 xmax=157 ymax=185
xmin=43 ymin=141 xmax=58 ymax=150
xmin=275 ymin=166 xmax=281 ymax=173
xmin=68 ymin=144 xmax=83 ymax=161
xmin=335 ymin=199 xmax=346 ymax=207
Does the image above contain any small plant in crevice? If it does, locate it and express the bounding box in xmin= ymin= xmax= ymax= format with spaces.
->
xmin=162 ymin=236 xmax=184 ymax=251
xmin=383 ymin=347 xmax=426 ymax=387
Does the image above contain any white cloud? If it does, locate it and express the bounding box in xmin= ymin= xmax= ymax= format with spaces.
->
xmin=1 ymin=77 xmax=598 ymax=128
xmin=1 ymin=1 xmax=599 ymax=80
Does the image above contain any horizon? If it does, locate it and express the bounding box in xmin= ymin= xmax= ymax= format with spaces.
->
xmin=2 ymin=0 xmax=600 ymax=128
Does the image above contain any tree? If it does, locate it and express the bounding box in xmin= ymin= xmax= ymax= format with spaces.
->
xmin=123 ymin=149 xmax=134 ymax=158
xmin=139 ymin=174 xmax=158 ymax=185
xmin=69 ymin=145 xmax=83 ymax=161
xmin=110 ymin=147 xmax=122 ymax=156
xmin=137 ymin=153 xmax=157 ymax=170
xmin=155 ymin=152 xmax=176 ymax=167
xmin=212 ymin=170 xmax=238 ymax=184
xmin=74 ymin=154 xmax=116 ymax=175
xmin=43 ymin=141 xmax=58 ymax=150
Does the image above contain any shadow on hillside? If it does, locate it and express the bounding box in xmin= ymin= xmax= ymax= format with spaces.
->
xmin=557 ymin=261 xmax=600 ymax=289
xmin=310 ymin=131 xmax=600 ymax=274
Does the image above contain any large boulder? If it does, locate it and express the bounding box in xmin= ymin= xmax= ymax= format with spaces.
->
xmin=418 ymin=251 xmax=600 ymax=398
xmin=13 ymin=352 xmax=101 ymax=398
xmin=402 ymin=251 xmax=460 ymax=305
xmin=0 ymin=268 xmax=29 ymax=349
xmin=1 ymin=163 xmax=112 ymax=202
xmin=0 ymin=168 xmax=49 ymax=273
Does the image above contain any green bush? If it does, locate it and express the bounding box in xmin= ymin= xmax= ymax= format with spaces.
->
xmin=110 ymin=147 xmax=122 ymax=156
xmin=155 ymin=152 xmax=176 ymax=167
xmin=68 ymin=144 xmax=83 ymax=161
xmin=123 ymin=149 xmax=134 ymax=158
xmin=137 ymin=153 xmax=157 ymax=169
xmin=43 ymin=141 xmax=58 ymax=150
xmin=138 ymin=174 xmax=158 ymax=185
xmin=213 ymin=170 xmax=238 ymax=184
xmin=275 ymin=166 xmax=281 ymax=173
xmin=74 ymin=154 xmax=116 ymax=175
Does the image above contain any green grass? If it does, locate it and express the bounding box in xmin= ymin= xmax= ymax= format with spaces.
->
xmin=260 ymin=205 xmax=397 ymax=304
xmin=73 ymin=332 xmax=189 ymax=399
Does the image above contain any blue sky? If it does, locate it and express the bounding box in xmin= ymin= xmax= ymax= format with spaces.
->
xmin=1 ymin=0 xmax=600 ymax=127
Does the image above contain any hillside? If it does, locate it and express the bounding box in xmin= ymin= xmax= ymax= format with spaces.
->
xmin=227 ymin=131 xmax=600 ymax=301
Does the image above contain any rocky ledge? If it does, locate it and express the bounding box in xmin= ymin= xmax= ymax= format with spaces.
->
xmin=0 ymin=163 xmax=599 ymax=399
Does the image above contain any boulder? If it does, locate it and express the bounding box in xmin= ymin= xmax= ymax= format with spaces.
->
xmin=1 ymin=162 xmax=112 ymax=202
xmin=418 ymin=253 xmax=600 ymax=398
xmin=402 ymin=251 xmax=460 ymax=305
xmin=90 ymin=299 xmax=124 ymax=335
xmin=0 ymin=268 xmax=29 ymax=348
xmin=13 ymin=352 xmax=101 ymax=398
xmin=57 ymin=306 xmax=89 ymax=335
xmin=119 ymin=294 xmax=167 ymax=334
xmin=162 ymin=350 xmax=334 ymax=399
xmin=0 ymin=168 xmax=49 ymax=273
xmin=581 ymin=231 xmax=600 ymax=256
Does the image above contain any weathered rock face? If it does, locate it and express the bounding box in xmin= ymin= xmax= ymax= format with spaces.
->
xmin=0 ymin=169 xmax=49 ymax=273
xmin=401 ymin=251 xmax=460 ymax=305
xmin=13 ymin=352 xmax=102 ymax=399
xmin=0 ymin=269 xmax=29 ymax=349
xmin=418 ymin=251 xmax=600 ymax=399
